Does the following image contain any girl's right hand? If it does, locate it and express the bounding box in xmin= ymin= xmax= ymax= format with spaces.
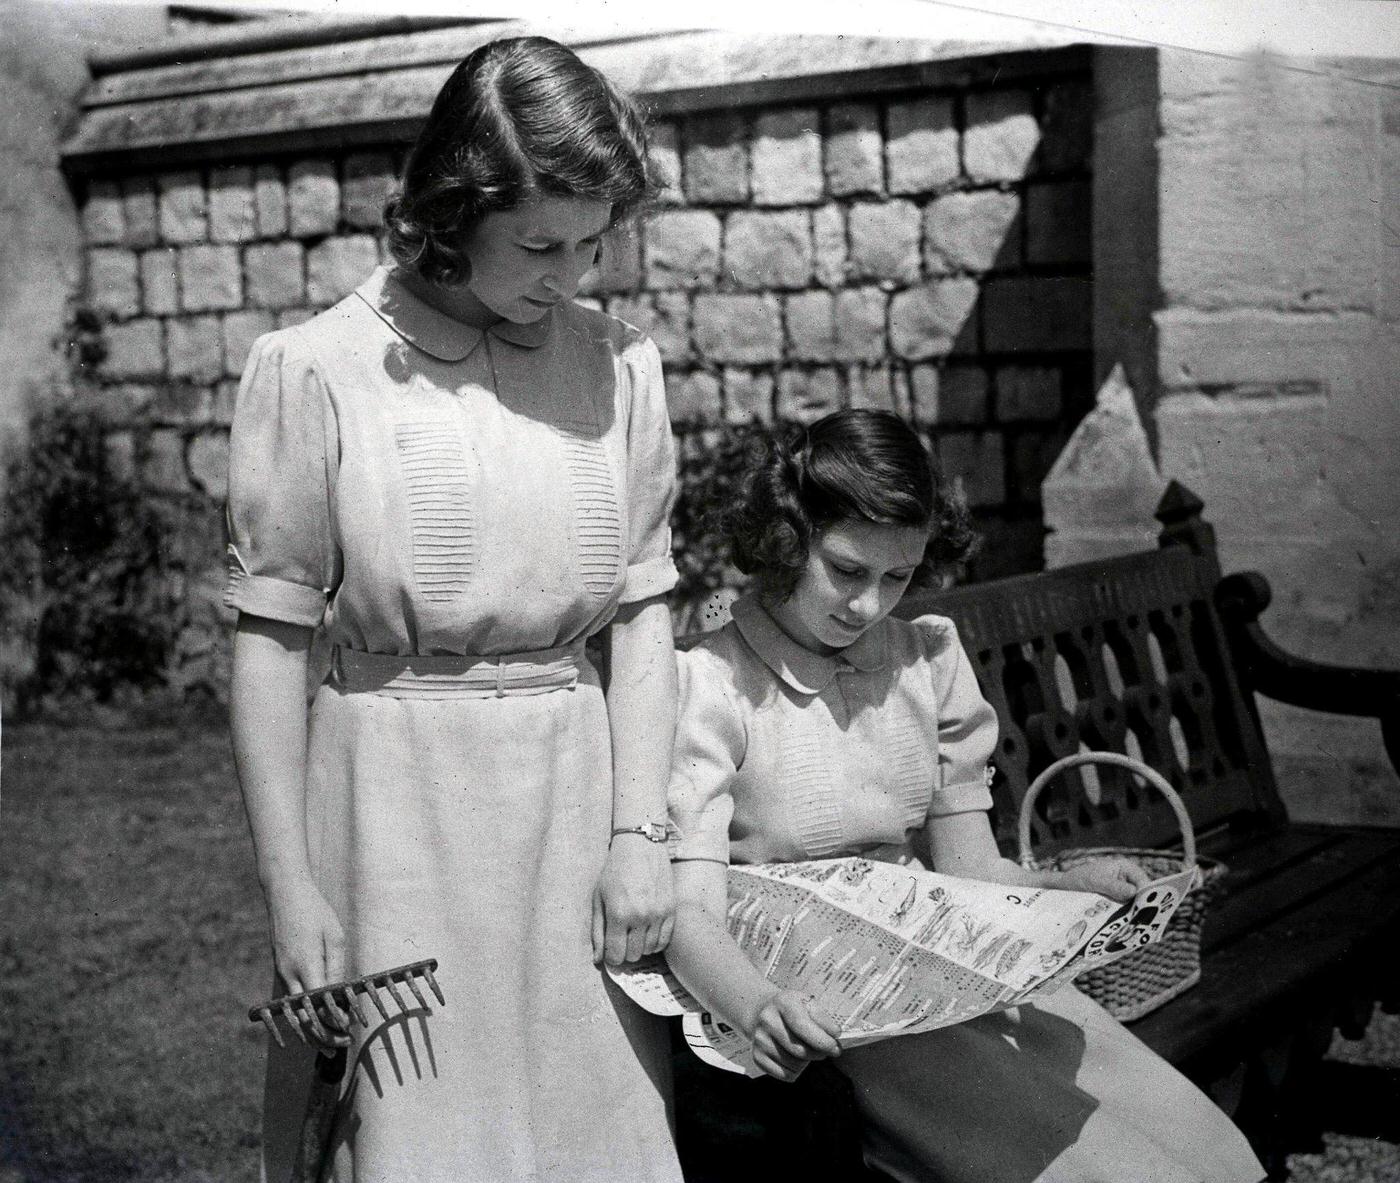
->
xmin=266 ymin=876 xmax=351 ymax=1051
xmin=747 ymin=990 xmax=843 ymax=1082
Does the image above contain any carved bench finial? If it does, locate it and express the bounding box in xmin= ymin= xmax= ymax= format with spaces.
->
xmin=1155 ymin=480 xmax=1216 ymax=557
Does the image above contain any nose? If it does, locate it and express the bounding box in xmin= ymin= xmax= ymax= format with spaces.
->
xmin=848 ymin=583 xmax=882 ymax=622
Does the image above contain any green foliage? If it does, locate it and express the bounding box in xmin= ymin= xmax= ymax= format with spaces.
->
xmin=0 ymin=404 xmax=171 ymax=712
xmin=672 ymin=425 xmax=769 ymax=606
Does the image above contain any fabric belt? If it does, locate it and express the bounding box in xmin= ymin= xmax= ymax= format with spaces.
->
xmin=332 ymin=642 xmax=586 ymax=699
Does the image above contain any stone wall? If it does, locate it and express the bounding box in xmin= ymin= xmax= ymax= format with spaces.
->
xmin=70 ymin=52 xmax=1094 ymax=694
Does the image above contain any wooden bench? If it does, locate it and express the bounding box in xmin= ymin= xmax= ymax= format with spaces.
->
xmin=672 ymin=483 xmax=1400 ymax=1182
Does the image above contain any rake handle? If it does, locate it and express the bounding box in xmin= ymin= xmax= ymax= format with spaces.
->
xmin=291 ymin=1047 xmax=348 ymax=1183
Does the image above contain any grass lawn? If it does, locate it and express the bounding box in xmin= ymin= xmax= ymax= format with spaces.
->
xmin=2 ymin=720 xmax=266 ymax=1183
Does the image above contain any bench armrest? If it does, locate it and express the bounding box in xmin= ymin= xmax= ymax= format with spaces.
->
xmin=1215 ymin=571 xmax=1400 ymax=777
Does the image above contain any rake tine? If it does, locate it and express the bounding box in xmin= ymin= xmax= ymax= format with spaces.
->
xmin=422 ymin=965 xmax=445 ymax=1006
xmin=280 ymin=998 xmax=308 ymax=1044
xmin=366 ymin=982 xmax=391 ymax=1022
xmin=341 ymin=985 xmax=369 ymax=1027
xmin=318 ymin=988 xmax=350 ymax=1033
xmin=383 ymin=975 xmax=410 ymax=1014
xmin=297 ymin=996 xmax=331 ymax=1045
xmin=404 ymin=971 xmax=430 ymax=1011
xmin=257 ymin=1007 xmax=286 ymax=1049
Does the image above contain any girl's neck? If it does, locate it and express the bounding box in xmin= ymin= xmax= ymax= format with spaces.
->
xmin=395 ymin=268 xmax=501 ymax=331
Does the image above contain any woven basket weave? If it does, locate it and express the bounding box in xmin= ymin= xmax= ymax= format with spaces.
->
xmin=1017 ymin=751 xmax=1227 ymax=1023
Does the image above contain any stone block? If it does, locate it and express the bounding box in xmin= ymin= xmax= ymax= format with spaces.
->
xmin=307 ymin=236 xmax=379 ymax=306
xmin=167 ymin=315 xmax=225 ymax=382
xmin=222 ymin=310 xmax=276 ymax=377
xmin=924 ymin=190 xmax=1021 ymax=274
xmin=342 ymin=153 xmax=395 ymax=229
xmin=983 ymin=276 xmax=1090 ymax=352
xmin=645 ymin=210 xmax=721 ymax=289
xmin=943 ymin=365 xmax=993 ymax=424
xmin=83 ymin=181 xmax=125 ymax=245
xmin=812 ymin=204 xmax=848 ymax=287
xmin=965 ymin=90 xmax=1040 ymax=183
xmin=684 ymin=111 xmax=748 ymax=203
xmin=937 ymin=431 xmax=1005 ymax=507
xmin=848 ymin=200 xmax=921 ymax=284
xmin=752 ymin=108 xmax=823 ymax=206
xmin=724 ymin=210 xmax=813 ymax=289
xmin=669 ymin=370 xmax=722 ymax=425
xmin=121 ymin=177 xmax=159 ymax=247
xmin=1040 ymin=79 xmax=1094 ymax=173
xmin=825 ymin=102 xmax=884 ymax=197
xmin=834 ymin=288 xmax=888 ymax=362
xmin=187 ymin=430 xmax=230 ymax=497
xmin=692 ymin=294 xmax=782 ymax=364
xmin=847 ymin=363 xmax=907 ymax=414
xmin=776 ymin=368 xmax=843 ymax=422
xmin=997 ymin=365 xmax=1063 ymax=421
xmin=104 ymin=429 xmax=136 ymax=483
xmin=151 ymin=381 xmax=214 ymax=426
xmin=1007 ymin=428 xmax=1067 ymax=503
xmin=650 ymin=121 xmax=684 ymax=205
xmin=254 ymin=165 xmax=288 ymax=237
xmin=650 ymin=291 xmax=692 ymax=364
xmin=208 ymin=167 xmax=257 ymax=243
xmin=87 ymin=248 xmax=140 ymax=319
xmin=103 ymin=383 xmax=158 ymax=420
xmin=288 ymin=160 xmax=339 ymax=238
xmin=890 ymin=280 xmax=979 ymax=360
xmin=143 ymin=429 xmax=191 ymax=495
xmin=1026 ymin=181 xmax=1090 ymax=265
xmin=140 ymin=248 xmax=180 ymax=316
xmin=909 ymin=364 xmax=940 ymax=425
xmin=212 ymin=379 xmax=240 ymax=426
xmin=245 ymin=242 xmax=306 ymax=309
xmin=179 ymin=245 xmax=243 ymax=313
xmin=785 ymin=290 xmax=837 ymax=362
xmin=101 ymin=319 xmax=164 ymax=380
xmin=276 ymin=308 xmax=317 ymax=330
xmin=158 ymin=171 xmax=208 ymax=244
xmin=724 ymin=368 xmax=774 ymax=424
xmin=887 ymin=96 xmax=958 ymax=193
xmin=584 ymin=223 xmax=641 ymax=294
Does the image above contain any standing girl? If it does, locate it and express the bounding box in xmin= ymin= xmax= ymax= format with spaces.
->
xmin=665 ymin=409 xmax=1264 ymax=1182
xmin=227 ymin=37 xmax=683 ymax=1182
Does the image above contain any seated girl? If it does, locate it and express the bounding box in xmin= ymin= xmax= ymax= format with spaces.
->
xmin=664 ymin=409 xmax=1264 ymax=1183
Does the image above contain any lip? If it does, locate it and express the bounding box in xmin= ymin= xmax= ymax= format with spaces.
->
xmin=522 ymin=296 xmax=559 ymax=309
xmin=830 ymin=616 xmax=865 ymax=632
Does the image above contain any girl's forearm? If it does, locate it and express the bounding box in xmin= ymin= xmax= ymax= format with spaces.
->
xmin=230 ymin=614 xmax=316 ymax=894
xmin=603 ymin=596 xmax=677 ymax=828
xmin=667 ymin=897 xmax=780 ymax=1037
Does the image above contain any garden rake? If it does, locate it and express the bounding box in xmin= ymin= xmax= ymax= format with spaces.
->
xmin=247 ymin=958 xmax=444 ymax=1183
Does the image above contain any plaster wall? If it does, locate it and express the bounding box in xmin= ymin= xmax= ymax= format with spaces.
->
xmin=1111 ymin=49 xmax=1400 ymax=823
xmin=0 ymin=0 xmax=168 ymax=483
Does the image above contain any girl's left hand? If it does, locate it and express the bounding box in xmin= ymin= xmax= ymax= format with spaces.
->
xmin=592 ymin=837 xmax=675 ymax=966
xmin=1057 ymin=856 xmax=1151 ymax=902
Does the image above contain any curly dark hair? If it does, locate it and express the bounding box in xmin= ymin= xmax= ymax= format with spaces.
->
xmin=384 ymin=36 xmax=659 ymax=286
xmin=723 ymin=410 xmax=978 ymax=599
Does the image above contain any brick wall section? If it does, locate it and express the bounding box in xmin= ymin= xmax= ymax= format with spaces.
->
xmin=76 ymin=72 xmax=1091 ymax=689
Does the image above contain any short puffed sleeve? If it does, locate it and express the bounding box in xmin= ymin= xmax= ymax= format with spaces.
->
xmin=916 ymin=615 xmax=999 ymax=818
xmin=667 ymin=648 xmax=747 ymax=863
xmin=618 ymin=336 xmax=679 ymax=604
xmin=224 ymin=331 xmax=341 ymax=627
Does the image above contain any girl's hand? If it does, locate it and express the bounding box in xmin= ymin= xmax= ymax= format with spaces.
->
xmin=265 ymin=875 xmax=351 ymax=1051
xmin=592 ymin=837 xmax=674 ymax=966
xmin=1056 ymin=856 xmax=1150 ymax=902
xmin=747 ymin=991 xmax=843 ymax=1082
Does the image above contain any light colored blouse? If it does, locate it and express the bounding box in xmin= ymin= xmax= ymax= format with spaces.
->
xmin=224 ymin=266 xmax=678 ymax=656
xmin=669 ymin=595 xmax=998 ymax=866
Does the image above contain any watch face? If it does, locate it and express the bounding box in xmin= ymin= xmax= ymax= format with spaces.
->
xmin=643 ymin=822 xmax=667 ymax=842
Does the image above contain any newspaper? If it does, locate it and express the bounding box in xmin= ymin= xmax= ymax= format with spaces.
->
xmin=608 ymin=856 xmax=1198 ymax=1076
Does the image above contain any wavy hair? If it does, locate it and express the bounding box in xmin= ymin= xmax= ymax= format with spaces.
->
xmin=723 ymin=410 xmax=978 ymax=599
xmin=384 ymin=36 xmax=658 ymax=286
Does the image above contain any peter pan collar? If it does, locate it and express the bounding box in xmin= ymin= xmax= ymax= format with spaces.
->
xmin=354 ymin=266 xmax=553 ymax=362
xmin=730 ymin=593 xmax=889 ymax=696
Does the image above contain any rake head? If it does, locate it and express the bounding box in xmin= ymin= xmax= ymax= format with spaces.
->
xmin=248 ymin=958 xmax=444 ymax=1049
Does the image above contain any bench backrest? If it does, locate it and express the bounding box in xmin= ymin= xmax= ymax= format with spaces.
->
xmin=895 ymin=487 xmax=1283 ymax=858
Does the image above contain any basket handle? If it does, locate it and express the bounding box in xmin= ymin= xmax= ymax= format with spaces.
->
xmin=1016 ymin=751 xmax=1198 ymax=871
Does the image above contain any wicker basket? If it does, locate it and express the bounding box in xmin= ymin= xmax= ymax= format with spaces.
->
xmin=1017 ymin=751 xmax=1227 ymax=1022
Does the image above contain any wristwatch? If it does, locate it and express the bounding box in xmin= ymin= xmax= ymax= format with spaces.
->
xmin=611 ymin=821 xmax=670 ymax=844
